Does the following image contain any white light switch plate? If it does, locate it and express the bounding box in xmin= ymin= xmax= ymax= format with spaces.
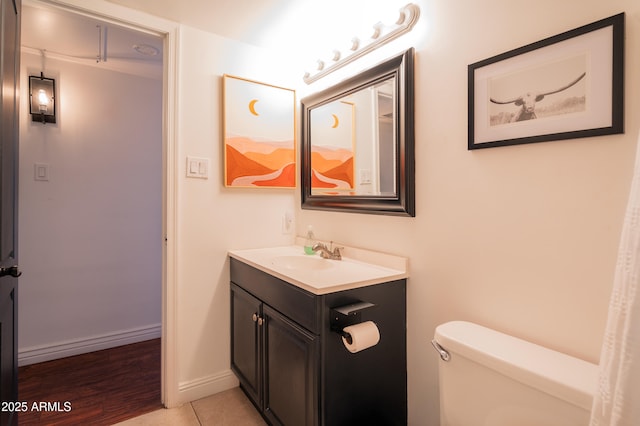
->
xmin=186 ymin=156 xmax=210 ymax=179
xmin=34 ymin=163 xmax=50 ymax=181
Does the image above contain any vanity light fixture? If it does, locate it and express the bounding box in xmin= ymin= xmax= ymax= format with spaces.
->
xmin=303 ymin=3 xmax=420 ymax=84
xmin=29 ymin=73 xmax=56 ymax=124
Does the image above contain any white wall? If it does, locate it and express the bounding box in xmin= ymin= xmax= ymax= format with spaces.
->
xmin=173 ymin=26 xmax=300 ymax=400
xmin=18 ymin=51 xmax=163 ymax=364
xmin=19 ymin=0 xmax=640 ymax=425
xmin=173 ymin=2 xmax=640 ymax=420
xmin=297 ymin=1 xmax=640 ymax=424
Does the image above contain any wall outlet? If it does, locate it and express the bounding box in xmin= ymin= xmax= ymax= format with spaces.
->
xmin=281 ymin=211 xmax=293 ymax=234
xmin=359 ymin=169 xmax=372 ymax=184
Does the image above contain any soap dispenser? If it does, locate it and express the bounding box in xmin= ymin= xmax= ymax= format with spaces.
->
xmin=304 ymin=225 xmax=316 ymax=255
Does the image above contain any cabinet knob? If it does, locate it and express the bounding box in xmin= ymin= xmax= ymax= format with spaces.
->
xmin=251 ymin=313 xmax=264 ymax=326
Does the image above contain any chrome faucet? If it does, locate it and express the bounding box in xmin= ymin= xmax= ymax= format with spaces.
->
xmin=312 ymin=242 xmax=343 ymax=260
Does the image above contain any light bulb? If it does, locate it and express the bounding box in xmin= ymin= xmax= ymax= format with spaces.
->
xmin=38 ymin=89 xmax=49 ymax=106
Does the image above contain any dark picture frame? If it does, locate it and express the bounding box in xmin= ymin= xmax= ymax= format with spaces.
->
xmin=301 ymin=48 xmax=415 ymax=216
xmin=468 ymin=13 xmax=624 ymax=150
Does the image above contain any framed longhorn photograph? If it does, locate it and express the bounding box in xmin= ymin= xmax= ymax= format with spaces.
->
xmin=468 ymin=13 xmax=624 ymax=150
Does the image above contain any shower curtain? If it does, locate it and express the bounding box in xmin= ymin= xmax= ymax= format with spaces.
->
xmin=590 ymin=132 xmax=640 ymax=426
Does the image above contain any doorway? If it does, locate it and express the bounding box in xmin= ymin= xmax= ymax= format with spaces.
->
xmin=18 ymin=0 xmax=178 ymax=409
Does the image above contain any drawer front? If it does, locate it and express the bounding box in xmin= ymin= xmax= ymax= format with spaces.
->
xmin=230 ymin=258 xmax=321 ymax=334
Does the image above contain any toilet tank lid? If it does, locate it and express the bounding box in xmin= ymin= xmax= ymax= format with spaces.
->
xmin=433 ymin=321 xmax=598 ymax=411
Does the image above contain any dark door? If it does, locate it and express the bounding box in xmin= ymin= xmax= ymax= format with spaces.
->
xmin=263 ymin=305 xmax=318 ymax=426
xmin=0 ymin=0 xmax=21 ymax=425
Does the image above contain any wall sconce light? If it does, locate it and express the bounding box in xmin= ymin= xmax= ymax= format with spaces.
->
xmin=29 ymin=73 xmax=56 ymax=124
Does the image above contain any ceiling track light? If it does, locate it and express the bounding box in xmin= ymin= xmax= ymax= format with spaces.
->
xmin=303 ymin=3 xmax=420 ymax=84
xmin=96 ymin=24 xmax=108 ymax=63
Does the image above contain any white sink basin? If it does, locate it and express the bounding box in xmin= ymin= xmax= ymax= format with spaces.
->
xmin=272 ymin=255 xmax=334 ymax=271
xmin=228 ymin=244 xmax=408 ymax=295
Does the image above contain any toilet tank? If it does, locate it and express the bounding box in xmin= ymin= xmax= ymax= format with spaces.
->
xmin=433 ymin=321 xmax=598 ymax=426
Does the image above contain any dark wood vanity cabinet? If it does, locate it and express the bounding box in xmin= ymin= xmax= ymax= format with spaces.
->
xmin=231 ymin=283 xmax=319 ymax=426
xmin=230 ymin=257 xmax=407 ymax=426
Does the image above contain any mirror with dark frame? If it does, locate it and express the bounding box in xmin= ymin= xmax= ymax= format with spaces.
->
xmin=301 ymin=48 xmax=415 ymax=216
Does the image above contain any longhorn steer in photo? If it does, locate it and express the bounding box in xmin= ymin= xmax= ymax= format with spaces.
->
xmin=490 ymin=72 xmax=586 ymax=122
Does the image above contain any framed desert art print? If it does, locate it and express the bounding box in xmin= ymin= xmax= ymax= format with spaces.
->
xmin=308 ymin=100 xmax=355 ymax=194
xmin=468 ymin=13 xmax=624 ymax=150
xmin=223 ymin=75 xmax=296 ymax=187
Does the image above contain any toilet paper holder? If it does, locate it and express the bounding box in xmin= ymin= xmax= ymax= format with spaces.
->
xmin=330 ymin=301 xmax=375 ymax=342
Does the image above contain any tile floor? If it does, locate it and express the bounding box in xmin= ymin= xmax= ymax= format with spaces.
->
xmin=115 ymin=387 xmax=266 ymax=426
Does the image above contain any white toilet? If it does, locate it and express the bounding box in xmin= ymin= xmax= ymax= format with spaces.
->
xmin=432 ymin=321 xmax=598 ymax=426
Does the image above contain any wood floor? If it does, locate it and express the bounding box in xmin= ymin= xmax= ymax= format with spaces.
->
xmin=18 ymin=339 xmax=162 ymax=425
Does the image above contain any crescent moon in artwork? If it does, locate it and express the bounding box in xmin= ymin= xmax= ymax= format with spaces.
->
xmin=331 ymin=114 xmax=339 ymax=128
xmin=248 ymin=99 xmax=259 ymax=116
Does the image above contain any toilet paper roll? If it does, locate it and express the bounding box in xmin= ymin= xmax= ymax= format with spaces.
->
xmin=341 ymin=321 xmax=380 ymax=353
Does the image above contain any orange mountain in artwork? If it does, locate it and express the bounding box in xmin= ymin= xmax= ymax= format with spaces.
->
xmin=312 ymin=170 xmax=339 ymax=188
xmin=226 ymin=145 xmax=274 ymax=184
xmin=245 ymin=148 xmax=294 ymax=171
xmin=311 ymin=146 xmax=353 ymax=188
xmin=311 ymin=147 xmax=352 ymax=171
xmin=225 ymin=136 xmax=295 ymax=187
xmin=227 ymin=136 xmax=291 ymax=155
xmin=254 ymin=163 xmax=296 ymax=187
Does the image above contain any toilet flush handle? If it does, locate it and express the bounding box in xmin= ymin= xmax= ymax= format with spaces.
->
xmin=431 ymin=339 xmax=450 ymax=362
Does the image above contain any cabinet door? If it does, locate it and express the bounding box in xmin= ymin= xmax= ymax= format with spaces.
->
xmin=230 ymin=284 xmax=262 ymax=408
xmin=262 ymin=305 xmax=319 ymax=426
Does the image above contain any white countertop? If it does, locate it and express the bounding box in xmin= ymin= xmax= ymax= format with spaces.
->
xmin=228 ymin=242 xmax=408 ymax=295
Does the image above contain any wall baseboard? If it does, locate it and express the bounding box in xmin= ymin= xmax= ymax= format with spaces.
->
xmin=178 ymin=370 xmax=239 ymax=405
xmin=18 ymin=324 xmax=162 ymax=366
